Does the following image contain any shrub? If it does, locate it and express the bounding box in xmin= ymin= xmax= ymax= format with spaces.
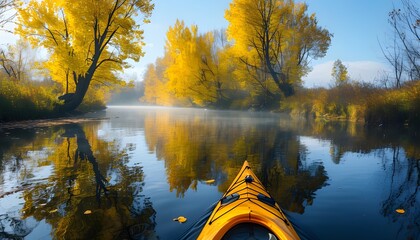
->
xmin=365 ymin=80 xmax=420 ymax=126
xmin=282 ymin=84 xmax=374 ymax=121
xmin=0 ymin=78 xmax=60 ymax=121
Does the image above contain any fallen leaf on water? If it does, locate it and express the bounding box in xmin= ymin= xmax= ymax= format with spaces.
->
xmin=173 ymin=216 xmax=187 ymax=223
xmin=49 ymin=209 xmax=58 ymax=213
xmin=395 ymin=209 xmax=405 ymax=214
xmin=84 ymin=210 xmax=92 ymax=215
xmin=204 ymin=179 xmax=215 ymax=184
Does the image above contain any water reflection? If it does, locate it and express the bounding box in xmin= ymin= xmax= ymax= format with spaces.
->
xmin=0 ymin=123 xmax=156 ymax=239
xmin=142 ymin=110 xmax=329 ymax=212
xmin=380 ymin=147 xmax=419 ymax=239
xmin=0 ymin=107 xmax=419 ymax=239
xmin=61 ymin=124 xmax=109 ymax=202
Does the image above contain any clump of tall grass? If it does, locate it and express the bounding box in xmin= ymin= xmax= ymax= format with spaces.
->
xmin=0 ymin=78 xmax=60 ymax=121
xmin=0 ymin=73 xmax=114 ymax=121
xmin=281 ymin=83 xmax=376 ymax=122
xmin=281 ymin=80 xmax=420 ymax=126
xmin=365 ymin=80 xmax=420 ymax=126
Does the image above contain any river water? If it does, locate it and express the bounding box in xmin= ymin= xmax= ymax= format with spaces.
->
xmin=0 ymin=106 xmax=418 ymax=240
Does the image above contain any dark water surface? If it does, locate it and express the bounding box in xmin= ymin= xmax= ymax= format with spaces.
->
xmin=0 ymin=106 xmax=419 ymax=240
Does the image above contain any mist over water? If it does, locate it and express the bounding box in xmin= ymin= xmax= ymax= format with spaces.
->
xmin=0 ymin=106 xmax=418 ymax=240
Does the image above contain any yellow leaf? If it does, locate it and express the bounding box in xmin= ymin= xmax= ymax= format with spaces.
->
xmin=84 ymin=210 xmax=92 ymax=215
xmin=204 ymin=179 xmax=215 ymax=184
xmin=395 ymin=209 xmax=405 ymax=214
xmin=173 ymin=216 xmax=187 ymax=223
xmin=49 ymin=209 xmax=58 ymax=213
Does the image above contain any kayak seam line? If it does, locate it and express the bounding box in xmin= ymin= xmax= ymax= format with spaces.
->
xmin=248 ymin=198 xmax=289 ymax=225
xmin=208 ymin=199 xmax=248 ymax=225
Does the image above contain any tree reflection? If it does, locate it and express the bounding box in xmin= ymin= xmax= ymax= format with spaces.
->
xmin=2 ymin=109 xmax=419 ymax=239
xmin=0 ymin=214 xmax=33 ymax=239
xmin=0 ymin=123 xmax=157 ymax=239
xmin=143 ymin=110 xmax=329 ymax=213
xmin=380 ymin=147 xmax=419 ymax=239
xmin=61 ymin=124 xmax=109 ymax=202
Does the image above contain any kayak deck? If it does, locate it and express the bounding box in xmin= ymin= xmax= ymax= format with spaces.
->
xmin=197 ymin=161 xmax=300 ymax=240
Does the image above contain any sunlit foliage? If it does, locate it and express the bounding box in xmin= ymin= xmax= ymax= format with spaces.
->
xmin=142 ymin=55 xmax=183 ymax=106
xmin=143 ymin=0 xmax=331 ymax=109
xmin=366 ymin=80 xmax=420 ymax=125
xmin=142 ymin=21 xmax=239 ymax=108
xmin=0 ymin=77 xmax=60 ymax=121
xmin=331 ymin=59 xmax=349 ymax=86
xmin=281 ymin=80 xmax=420 ymax=126
xmin=164 ymin=20 xmax=236 ymax=107
xmin=225 ymin=0 xmax=331 ymax=100
xmin=15 ymin=0 xmax=154 ymax=111
xmin=281 ymin=83 xmax=377 ymax=121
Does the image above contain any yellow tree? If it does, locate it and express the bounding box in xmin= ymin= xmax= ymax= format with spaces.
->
xmin=143 ymin=63 xmax=161 ymax=105
xmin=331 ymin=59 xmax=349 ymax=86
xmin=164 ymin=20 xmax=234 ymax=107
xmin=225 ymin=0 xmax=331 ymax=99
xmin=143 ymin=54 xmax=189 ymax=106
xmin=16 ymin=0 xmax=153 ymax=112
xmin=143 ymin=58 xmax=171 ymax=106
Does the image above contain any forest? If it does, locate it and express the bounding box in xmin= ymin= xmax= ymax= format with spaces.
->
xmin=0 ymin=0 xmax=419 ymax=126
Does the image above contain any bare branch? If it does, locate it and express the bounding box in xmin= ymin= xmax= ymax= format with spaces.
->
xmin=0 ymin=0 xmax=15 ymax=29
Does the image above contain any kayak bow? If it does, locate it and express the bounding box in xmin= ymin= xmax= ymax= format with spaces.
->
xmin=197 ymin=161 xmax=300 ymax=240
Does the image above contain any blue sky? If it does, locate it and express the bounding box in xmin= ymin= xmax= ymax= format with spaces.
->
xmin=0 ymin=0 xmax=398 ymax=87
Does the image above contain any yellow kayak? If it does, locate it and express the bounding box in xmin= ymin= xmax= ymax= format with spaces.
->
xmin=197 ymin=161 xmax=300 ymax=240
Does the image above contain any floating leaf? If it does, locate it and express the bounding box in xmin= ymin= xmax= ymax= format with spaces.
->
xmin=84 ymin=210 xmax=92 ymax=215
xmin=395 ymin=209 xmax=405 ymax=214
xmin=173 ymin=216 xmax=187 ymax=223
xmin=204 ymin=179 xmax=215 ymax=184
xmin=49 ymin=209 xmax=58 ymax=213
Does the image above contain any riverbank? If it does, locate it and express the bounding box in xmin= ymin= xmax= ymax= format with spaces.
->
xmin=0 ymin=116 xmax=108 ymax=130
xmin=281 ymin=80 xmax=420 ymax=127
xmin=0 ymin=79 xmax=106 ymax=122
xmin=2 ymin=78 xmax=419 ymax=127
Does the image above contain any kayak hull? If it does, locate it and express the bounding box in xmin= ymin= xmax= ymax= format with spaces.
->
xmin=197 ymin=161 xmax=300 ymax=240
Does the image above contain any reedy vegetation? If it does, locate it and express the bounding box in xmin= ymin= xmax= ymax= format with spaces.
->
xmin=281 ymin=81 xmax=420 ymax=126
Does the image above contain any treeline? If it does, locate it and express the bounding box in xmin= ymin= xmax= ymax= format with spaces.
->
xmin=143 ymin=0 xmax=332 ymax=109
xmin=142 ymin=0 xmax=419 ymax=127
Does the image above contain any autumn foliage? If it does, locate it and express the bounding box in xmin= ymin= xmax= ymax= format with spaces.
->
xmin=143 ymin=0 xmax=331 ymax=109
xmin=281 ymin=80 xmax=420 ymax=126
xmin=15 ymin=0 xmax=153 ymax=112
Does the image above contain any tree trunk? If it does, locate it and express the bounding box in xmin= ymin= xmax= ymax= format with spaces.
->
xmin=57 ymin=49 xmax=99 ymax=112
xmin=264 ymin=50 xmax=294 ymax=97
xmin=57 ymin=75 xmax=91 ymax=112
xmin=262 ymin=28 xmax=294 ymax=98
